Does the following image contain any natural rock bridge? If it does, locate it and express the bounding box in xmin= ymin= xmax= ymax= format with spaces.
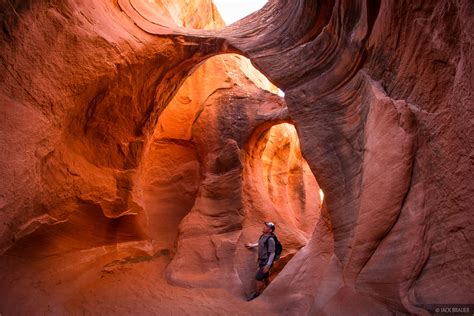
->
xmin=0 ymin=0 xmax=472 ymax=314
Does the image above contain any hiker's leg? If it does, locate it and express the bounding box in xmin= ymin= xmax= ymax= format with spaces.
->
xmin=253 ymin=261 xmax=271 ymax=297
xmin=264 ymin=277 xmax=270 ymax=286
xmin=256 ymin=280 xmax=265 ymax=295
xmin=255 ymin=265 xmax=267 ymax=296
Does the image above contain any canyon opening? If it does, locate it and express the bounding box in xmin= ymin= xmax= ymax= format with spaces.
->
xmin=0 ymin=0 xmax=472 ymax=315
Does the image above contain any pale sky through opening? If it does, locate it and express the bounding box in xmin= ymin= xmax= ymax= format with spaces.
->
xmin=212 ymin=0 xmax=285 ymax=97
xmin=213 ymin=0 xmax=268 ymax=25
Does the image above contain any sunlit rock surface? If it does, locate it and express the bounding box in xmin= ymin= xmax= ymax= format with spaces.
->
xmin=0 ymin=0 xmax=472 ymax=314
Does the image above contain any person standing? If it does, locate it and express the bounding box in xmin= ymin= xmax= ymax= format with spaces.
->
xmin=245 ymin=221 xmax=277 ymax=300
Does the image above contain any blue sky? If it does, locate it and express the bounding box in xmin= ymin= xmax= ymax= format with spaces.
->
xmin=213 ymin=0 xmax=268 ymax=25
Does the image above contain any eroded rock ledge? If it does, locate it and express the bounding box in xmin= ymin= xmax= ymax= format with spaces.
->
xmin=0 ymin=0 xmax=472 ymax=314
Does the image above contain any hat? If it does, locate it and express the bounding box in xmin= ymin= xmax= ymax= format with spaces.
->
xmin=265 ymin=221 xmax=275 ymax=232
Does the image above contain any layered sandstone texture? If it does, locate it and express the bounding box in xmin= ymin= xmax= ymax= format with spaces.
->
xmin=0 ymin=0 xmax=473 ymax=315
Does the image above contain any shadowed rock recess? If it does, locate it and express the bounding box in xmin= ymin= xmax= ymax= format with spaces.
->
xmin=0 ymin=0 xmax=472 ymax=314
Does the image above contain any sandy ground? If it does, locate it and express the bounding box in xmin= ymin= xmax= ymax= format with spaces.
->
xmin=0 ymin=241 xmax=274 ymax=315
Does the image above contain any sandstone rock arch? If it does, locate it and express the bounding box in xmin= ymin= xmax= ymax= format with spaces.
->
xmin=0 ymin=0 xmax=472 ymax=314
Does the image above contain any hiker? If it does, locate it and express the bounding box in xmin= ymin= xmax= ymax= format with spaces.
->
xmin=245 ymin=221 xmax=279 ymax=300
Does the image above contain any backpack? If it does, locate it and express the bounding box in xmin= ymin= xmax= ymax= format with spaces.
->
xmin=265 ymin=234 xmax=283 ymax=261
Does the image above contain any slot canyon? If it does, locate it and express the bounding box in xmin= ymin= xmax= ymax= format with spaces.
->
xmin=0 ymin=0 xmax=472 ymax=314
